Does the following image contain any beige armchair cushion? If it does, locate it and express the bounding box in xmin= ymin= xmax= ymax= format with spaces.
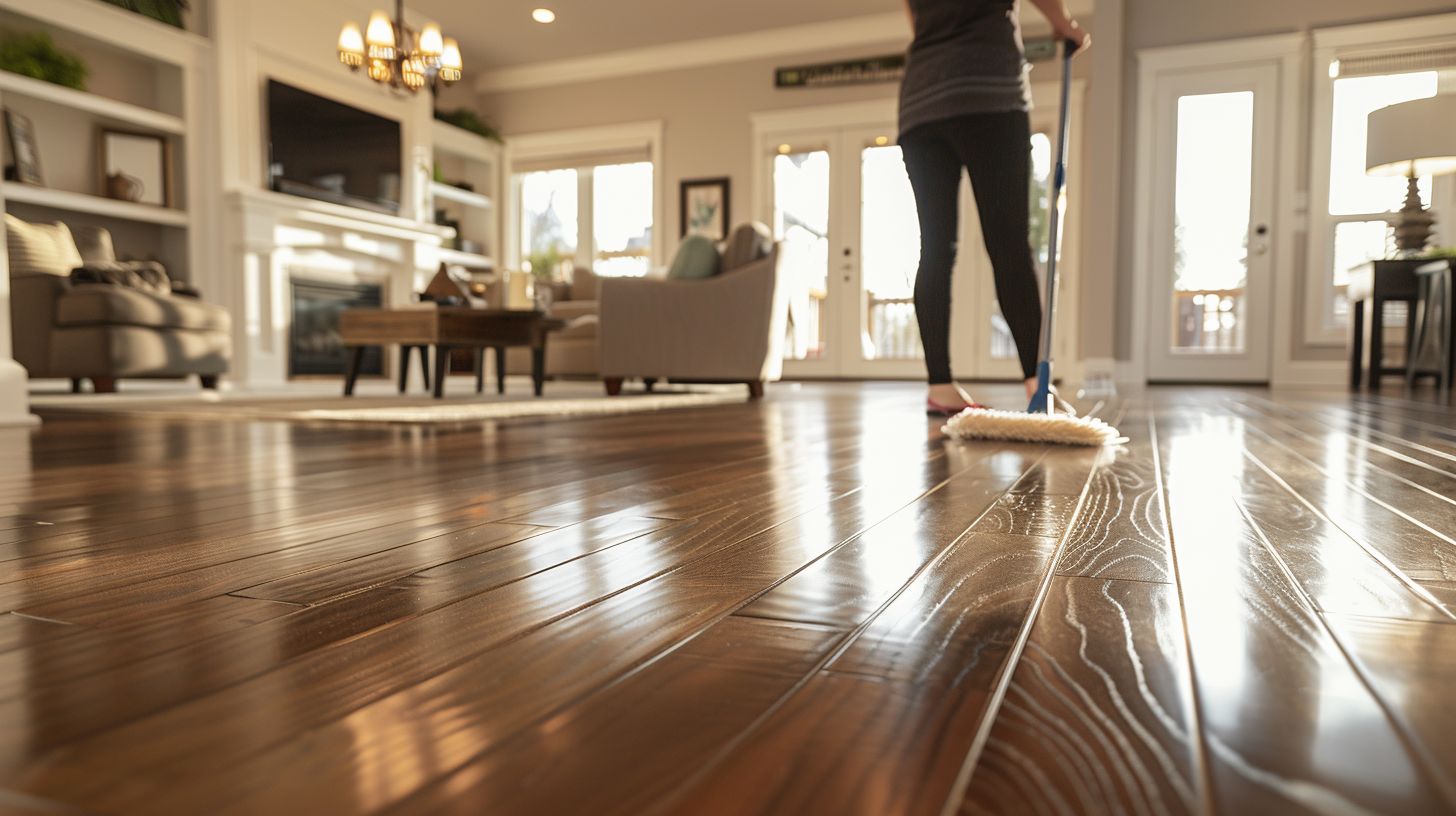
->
xmin=50 ymin=325 xmax=230 ymax=378
xmin=56 ymin=285 xmax=231 ymax=333
xmin=598 ymin=246 xmax=786 ymax=382
xmin=550 ymin=300 xmax=597 ymax=321
xmin=70 ymin=225 xmax=118 ymax=264
xmin=9 ymin=275 xmax=68 ymax=376
xmin=721 ymin=222 xmax=773 ymax=271
xmin=4 ymin=214 xmax=82 ymax=277
xmin=570 ymin=266 xmax=598 ymax=301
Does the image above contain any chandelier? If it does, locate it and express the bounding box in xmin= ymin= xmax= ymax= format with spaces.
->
xmin=337 ymin=0 xmax=462 ymax=94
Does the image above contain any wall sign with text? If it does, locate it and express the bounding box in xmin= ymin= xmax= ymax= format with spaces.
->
xmin=774 ymin=40 xmax=1061 ymax=90
xmin=775 ymin=56 xmax=905 ymax=89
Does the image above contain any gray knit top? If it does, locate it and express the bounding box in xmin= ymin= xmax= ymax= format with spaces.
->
xmin=898 ymin=0 xmax=1032 ymax=139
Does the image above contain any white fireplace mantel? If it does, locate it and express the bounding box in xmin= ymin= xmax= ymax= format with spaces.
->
xmin=221 ymin=188 xmax=459 ymax=388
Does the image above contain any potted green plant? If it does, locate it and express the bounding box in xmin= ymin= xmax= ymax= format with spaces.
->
xmin=102 ymin=0 xmax=190 ymax=29
xmin=434 ymin=108 xmax=503 ymax=143
xmin=0 ymin=32 xmax=88 ymax=90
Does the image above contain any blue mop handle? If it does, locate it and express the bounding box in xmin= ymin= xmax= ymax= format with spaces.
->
xmin=1028 ymin=38 xmax=1079 ymax=415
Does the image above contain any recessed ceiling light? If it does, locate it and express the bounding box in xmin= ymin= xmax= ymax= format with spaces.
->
xmin=532 ymin=8 xmax=556 ymax=23
xmin=777 ymin=144 xmax=792 ymax=154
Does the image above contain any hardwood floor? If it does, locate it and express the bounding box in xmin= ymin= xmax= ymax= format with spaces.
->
xmin=0 ymin=382 xmax=1452 ymax=815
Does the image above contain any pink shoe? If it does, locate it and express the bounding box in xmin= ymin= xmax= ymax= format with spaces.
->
xmin=926 ymin=397 xmax=988 ymax=417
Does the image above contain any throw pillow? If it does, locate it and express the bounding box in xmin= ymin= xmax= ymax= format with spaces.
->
xmin=4 ymin=214 xmax=83 ymax=277
xmin=667 ymin=234 xmax=721 ymax=280
xmin=721 ymin=222 xmax=773 ymax=271
xmin=70 ymin=261 xmax=172 ymax=295
xmin=70 ymin=225 xmax=117 ymax=264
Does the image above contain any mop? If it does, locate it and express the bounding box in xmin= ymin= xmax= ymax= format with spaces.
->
xmin=943 ymin=39 xmax=1125 ymax=447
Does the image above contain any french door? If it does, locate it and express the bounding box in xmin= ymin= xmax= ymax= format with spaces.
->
xmin=759 ymin=90 xmax=1078 ymax=380
xmin=763 ymin=125 xmax=925 ymax=378
xmin=1143 ymin=63 xmax=1279 ymax=381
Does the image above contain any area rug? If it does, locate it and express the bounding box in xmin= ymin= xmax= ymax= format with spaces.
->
xmin=29 ymin=384 xmax=746 ymax=425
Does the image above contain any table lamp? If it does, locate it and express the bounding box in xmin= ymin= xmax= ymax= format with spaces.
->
xmin=1366 ymin=94 xmax=1456 ymax=253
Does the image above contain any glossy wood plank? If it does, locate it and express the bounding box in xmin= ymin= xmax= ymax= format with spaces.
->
xmin=1323 ymin=613 xmax=1456 ymax=795
xmin=1233 ymin=452 xmax=1451 ymax=622
xmin=1219 ymin=419 xmax=1456 ymax=584
xmin=1 ymin=384 xmax=1454 ymax=815
xmin=1055 ymin=414 xmax=1174 ymax=583
xmin=962 ymin=577 xmax=1200 ymax=816
xmin=354 ymin=617 xmax=848 ymax=816
xmin=1155 ymin=412 xmax=1454 ymax=814
xmin=6 ymin=463 xmax=939 ymax=812
xmin=0 ymin=614 xmax=73 ymax=655
xmin=229 ymin=521 xmax=554 ymax=605
xmin=0 ymin=596 xmax=299 ymax=702
xmin=735 ymin=470 xmax=1036 ymax=628
xmin=0 ymin=516 xmax=668 ymax=759
xmin=663 ymin=528 xmax=1071 ymax=815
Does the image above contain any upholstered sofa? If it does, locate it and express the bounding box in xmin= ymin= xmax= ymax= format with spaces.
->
xmin=505 ymin=266 xmax=599 ymax=378
xmin=5 ymin=215 xmax=231 ymax=392
xmin=597 ymin=223 xmax=787 ymax=398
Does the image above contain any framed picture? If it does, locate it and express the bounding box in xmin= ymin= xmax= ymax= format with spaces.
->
xmin=4 ymin=110 xmax=44 ymax=186
xmin=99 ymin=129 xmax=174 ymax=207
xmin=680 ymin=177 xmax=731 ymax=241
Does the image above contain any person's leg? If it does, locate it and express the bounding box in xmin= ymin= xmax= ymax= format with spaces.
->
xmin=953 ymin=111 xmax=1044 ymax=395
xmin=902 ymin=125 xmax=974 ymax=407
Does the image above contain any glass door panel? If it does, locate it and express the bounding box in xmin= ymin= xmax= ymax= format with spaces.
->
xmin=1170 ymin=91 xmax=1254 ymax=353
xmin=1147 ymin=64 xmax=1277 ymax=382
xmin=772 ymin=147 xmax=832 ymax=365
xmin=858 ymin=141 xmax=923 ymax=365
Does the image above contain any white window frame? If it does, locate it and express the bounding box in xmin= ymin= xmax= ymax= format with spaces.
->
xmin=503 ymin=120 xmax=665 ymax=275
xmin=1305 ymin=13 xmax=1456 ymax=347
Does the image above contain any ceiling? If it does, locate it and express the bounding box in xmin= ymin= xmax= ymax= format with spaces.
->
xmin=410 ymin=0 xmax=1096 ymax=74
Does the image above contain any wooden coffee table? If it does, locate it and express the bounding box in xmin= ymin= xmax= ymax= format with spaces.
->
xmin=339 ymin=307 xmax=567 ymax=399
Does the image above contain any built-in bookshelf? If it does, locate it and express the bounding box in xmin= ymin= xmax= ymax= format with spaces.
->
xmin=430 ymin=119 xmax=500 ymax=273
xmin=0 ymin=0 xmax=208 ymax=282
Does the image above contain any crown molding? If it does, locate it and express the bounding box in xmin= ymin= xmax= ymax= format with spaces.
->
xmin=475 ymin=12 xmax=910 ymax=94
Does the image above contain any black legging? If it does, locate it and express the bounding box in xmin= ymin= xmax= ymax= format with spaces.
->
xmin=901 ymin=110 xmax=1042 ymax=383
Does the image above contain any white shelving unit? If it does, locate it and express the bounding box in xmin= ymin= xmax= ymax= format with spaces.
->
xmin=430 ymin=120 xmax=502 ymax=278
xmin=0 ymin=0 xmax=209 ymax=285
xmin=436 ymin=246 xmax=495 ymax=270
xmin=0 ymin=70 xmax=184 ymax=135
xmin=429 ymin=180 xmax=493 ymax=210
xmin=2 ymin=183 xmax=189 ymax=227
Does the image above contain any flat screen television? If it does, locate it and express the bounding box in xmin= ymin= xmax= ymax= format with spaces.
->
xmin=266 ymin=80 xmax=402 ymax=214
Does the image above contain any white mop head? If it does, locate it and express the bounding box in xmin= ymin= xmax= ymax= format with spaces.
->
xmin=942 ymin=408 xmax=1126 ymax=447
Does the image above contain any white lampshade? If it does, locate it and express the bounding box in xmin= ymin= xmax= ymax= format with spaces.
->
xmin=365 ymin=10 xmax=396 ymax=49
xmin=418 ymin=23 xmax=444 ymax=57
xmin=338 ymin=22 xmax=364 ymax=53
xmin=439 ymin=36 xmax=463 ymax=72
xmin=1366 ymin=94 xmax=1456 ymax=177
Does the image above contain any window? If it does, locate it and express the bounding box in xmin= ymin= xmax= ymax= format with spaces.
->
xmin=591 ymin=162 xmax=654 ymax=278
xmin=1322 ymin=70 xmax=1437 ymax=325
xmin=515 ymin=163 xmax=655 ymax=279
xmin=519 ymin=168 xmax=579 ymax=280
xmin=1309 ymin=29 xmax=1456 ymax=343
xmin=509 ymin=123 xmax=660 ymax=282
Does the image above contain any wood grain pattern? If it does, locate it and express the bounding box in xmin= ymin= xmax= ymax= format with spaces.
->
xmin=962 ymin=577 xmax=1199 ymax=816
xmin=1055 ymin=414 xmax=1174 ymax=583
xmin=0 ymin=384 xmax=1453 ymax=815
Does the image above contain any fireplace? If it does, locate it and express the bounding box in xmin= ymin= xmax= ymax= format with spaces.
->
xmin=289 ymin=279 xmax=384 ymax=378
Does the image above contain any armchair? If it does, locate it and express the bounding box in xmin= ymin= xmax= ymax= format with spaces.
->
xmin=597 ymin=236 xmax=787 ymax=398
xmin=5 ymin=215 xmax=230 ymax=392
